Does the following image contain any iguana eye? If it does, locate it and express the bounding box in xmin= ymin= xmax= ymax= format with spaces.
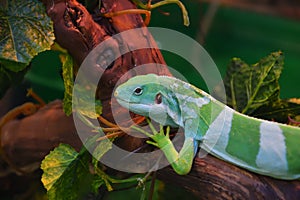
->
xmin=155 ymin=93 xmax=162 ymax=104
xmin=134 ymin=87 xmax=143 ymax=96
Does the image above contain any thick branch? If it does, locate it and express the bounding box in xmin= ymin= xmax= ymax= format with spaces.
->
xmin=42 ymin=0 xmax=171 ymax=152
xmin=158 ymin=155 xmax=300 ymax=199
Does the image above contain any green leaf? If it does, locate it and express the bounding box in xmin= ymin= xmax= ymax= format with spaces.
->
xmin=61 ymin=54 xmax=74 ymax=116
xmin=92 ymin=137 xmax=115 ymax=191
xmin=73 ymin=82 xmax=102 ymax=119
xmin=41 ymin=134 xmax=117 ymax=199
xmin=87 ymin=134 xmax=117 ymax=192
xmin=0 ymin=0 xmax=55 ymax=72
xmin=41 ymin=144 xmax=93 ymax=200
xmin=224 ymin=51 xmax=283 ymax=114
xmin=93 ymin=138 xmax=114 ymax=162
xmin=252 ymin=99 xmax=300 ymax=124
xmin=91 ymin=176 xmax=104 ymax=194
xmin=223 ymin=51 xmax=300 ymax=125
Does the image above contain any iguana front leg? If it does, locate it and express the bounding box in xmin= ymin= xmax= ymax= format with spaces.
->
xmin=157 ymin=133 xmax=194 ymax=175
xmin=133 ymin=120 xmax=195 ymax=175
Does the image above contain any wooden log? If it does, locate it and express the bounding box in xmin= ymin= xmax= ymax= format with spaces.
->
xmin=1 ymin=100 xmax=82 ymax=173
xmin=158 ymin=155 xmax=300 ymax=199
xmin=42 ymin=0 xmax=171 ymax=152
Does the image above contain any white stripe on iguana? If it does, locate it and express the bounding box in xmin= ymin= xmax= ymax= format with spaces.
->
xmin=175 ymin=93 xmax=210 ymax=108
xmin=176 ymin=94 xmax=210 ymax=119
xmin=199 ymin=107 xmax=234 ymax=157
xmin=200 ymin=107 xmax=259 ymax=172
xmin=256 ymin=122 xmax=288 ymax=172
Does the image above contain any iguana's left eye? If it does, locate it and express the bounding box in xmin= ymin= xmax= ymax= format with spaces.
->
xmin=155 ymin=93 xmax=162 ymax=104
xmin=134 ymin=87 xmax=143 ymax=96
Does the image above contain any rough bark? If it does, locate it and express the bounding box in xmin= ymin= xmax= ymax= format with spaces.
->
xmin=158 ymin=154 xmax=300 ymax=199
xmin=0 ymin=0 xmax=299 ymax=199
xmin=42 ymin=0 xmax=171 ymax=152
xmin=1 ymin=100 xmax=82 ymax=171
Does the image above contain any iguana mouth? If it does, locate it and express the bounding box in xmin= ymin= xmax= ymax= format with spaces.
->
xmin=115 ymin=97 xmax=139 ymax=108
xmin=115 ymin=97 xmax=129 ymax=106
xmin=115 ymin=98 xmax=151 ymax=116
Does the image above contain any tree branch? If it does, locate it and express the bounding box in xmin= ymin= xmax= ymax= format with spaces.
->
xmin=158 ymin=155 xmax=300 ymax=199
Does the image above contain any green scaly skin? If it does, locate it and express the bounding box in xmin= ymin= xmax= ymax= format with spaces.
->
xmin=132 ymin=123 xmax=194 ymax=175
xmin=114 ymin=74 xmax=300 ymax=180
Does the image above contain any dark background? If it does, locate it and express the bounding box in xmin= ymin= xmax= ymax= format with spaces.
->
xmin=26 ymin=0 xmax=300 ymax=102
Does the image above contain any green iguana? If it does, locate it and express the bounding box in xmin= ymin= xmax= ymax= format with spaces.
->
xmin=114 ymin=74 xmax=300 ymax=180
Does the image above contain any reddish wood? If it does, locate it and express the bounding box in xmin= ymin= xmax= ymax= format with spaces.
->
xmin=1 ymin=100 xmax=82 ymax=173
xmin=42 ymin=0 xmax=171 ymax=152
xmin=158 ymin=155 xmax=300 ymax=199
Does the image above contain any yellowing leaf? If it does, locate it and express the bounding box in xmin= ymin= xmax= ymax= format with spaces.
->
xmin=0 ymin=0 xmax=55 ymax=72
xmin=41 ymin=144 xmax=93 ymax=199
xmin=73 ymin=82 xmax=102 ymax=119
xmin=61 ymin=54 xmax=74 ymax=116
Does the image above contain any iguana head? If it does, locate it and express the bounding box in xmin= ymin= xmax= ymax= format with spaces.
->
xmin=114 ymin=74 xmax=180 ymax=127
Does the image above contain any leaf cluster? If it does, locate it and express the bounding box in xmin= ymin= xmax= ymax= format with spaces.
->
xmin=0 ymin=0 xmax=54 ymax=98
xmin=41 ymin=120 xmax=146 ymax=200
xmin=223 ymin=51 xmax=300 ymax=123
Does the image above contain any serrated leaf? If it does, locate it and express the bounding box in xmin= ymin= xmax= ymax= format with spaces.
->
xmin=41 ymin=134 xmax=116 ymax=199
xmin=61 ymin=54 xmax=74 ymax=116
xmin=41 ymin=144 xmax=93 ymax=200
xmin=224 ymin=51 xmax=283 ymax=114
xmin=0 ymin=0 xmax=55 ymax=72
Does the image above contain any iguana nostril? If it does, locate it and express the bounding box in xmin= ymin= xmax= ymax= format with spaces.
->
xmin=114 ymin=91 xmax=118 ymax=97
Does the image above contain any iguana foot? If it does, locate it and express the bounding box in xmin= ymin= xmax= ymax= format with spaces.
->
xmin=132 ymin=118 xmax=172 ymax=149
